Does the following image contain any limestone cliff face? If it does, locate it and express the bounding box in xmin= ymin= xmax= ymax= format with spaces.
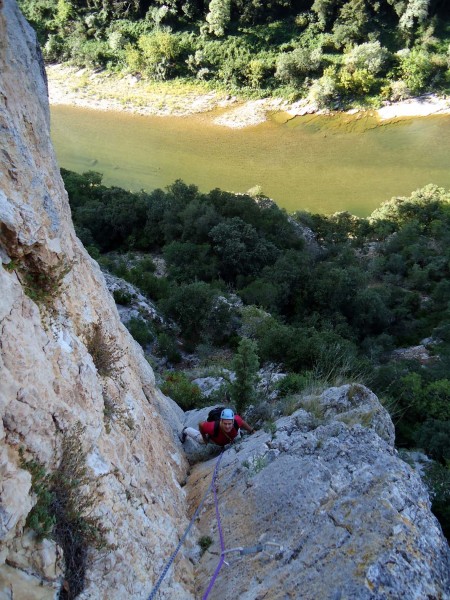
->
xmin=0 ymin=1 xmax=192 ymax=598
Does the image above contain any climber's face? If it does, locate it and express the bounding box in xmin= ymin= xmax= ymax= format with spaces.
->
xmin=221 ymin=419 xmax=234 ymax=433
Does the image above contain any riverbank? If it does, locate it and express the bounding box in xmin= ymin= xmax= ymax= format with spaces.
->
xmin=47 ymin=64 xmax=450 ymax=128
xmin=46 ymin=64 xmax=315 ymax=128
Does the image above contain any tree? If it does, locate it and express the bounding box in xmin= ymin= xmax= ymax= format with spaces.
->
xmin=179 ymin=198 xmax=220 ymax=244
xmin=206 ymin=0 xmax=230 ymax=37
xmin=102 ymin=187 xmax=150 ymax=249
xmin=161 ymin=281 xmax=215 ymax=344
xmin=257 ymin=320 xmax=297 ymax=365
xmin=137 ymin=30 xmax=182 ymax=79
xmin=421 ymin=379 xmax=450 ymax=420
xmin=62 ymin=169 xmax=104 ymax=209
xmin=350 ymin=288 xmax=392 ymax=336
xmin=312 ymin=0 xmax=340 ymax=25
xmin=143 ymin=188 xmax=168 ymax=248
xmin=230 ymin=337 xmax=260 ymax=414
xmin=275 ymin=47 xmax=323 ymax=85
xmin=398 ymin=0 xmax=430 ymax=32
xmin=416 ymin=419 xmax=450 ymax=462
xmin=163 ymin=241 xmax=218 ymax=282
xmin=209 ymin=217 xmax=280 ymax=282
xmin=312 ymin=262 xmax=367 ymax=317
xmin=260 ymin=249 xmax=311 ymax=316
xmin=397 ymin=47 xmax=434 ymax=95
xmin=344 ymin=41 xmax=389 ymax=75
xmin=239 ymin=279 xmax=283 ymax=312
xmin=332 ymin=0 xmax=368 ymax=48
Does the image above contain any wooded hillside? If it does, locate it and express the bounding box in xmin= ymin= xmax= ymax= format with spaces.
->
xmin=19 ymin=0 xmax=450 ymax=105
xmin=63 ymin=170 xmax=450 ymax=537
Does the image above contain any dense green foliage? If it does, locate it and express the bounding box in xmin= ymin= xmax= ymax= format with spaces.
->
xmin=160 ymin=371 xmax=204 ymax=409
xmin=20 ymin=0 xmax=450 ymax=103
xmin=62 ymin=168 xmax=450 ymax=535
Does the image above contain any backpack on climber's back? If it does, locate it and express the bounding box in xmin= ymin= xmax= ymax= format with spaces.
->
xmin=207 ymin=406 xmax=239 ymax=437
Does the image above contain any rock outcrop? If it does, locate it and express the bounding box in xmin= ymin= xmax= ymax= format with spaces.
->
xmin=189 ymin=385 xmax=450 ymax=599
xmin=0 ymin=1 xmax=192 ymax=598
xmin=1 ymin=2 xmax=449 ymax=599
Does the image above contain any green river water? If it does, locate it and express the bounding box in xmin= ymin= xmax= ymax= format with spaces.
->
xmin=50 ymin=105 xmax=450 ymax=217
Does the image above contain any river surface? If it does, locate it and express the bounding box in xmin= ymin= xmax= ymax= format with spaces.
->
xmin=50 ymin=105 xmax=450 ymax=216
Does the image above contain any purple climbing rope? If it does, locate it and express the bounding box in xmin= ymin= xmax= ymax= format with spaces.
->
xmin=202 ymin=453 xmax=227 ymax=600
xmin=147 ymin=449 xmax=226 ymax=600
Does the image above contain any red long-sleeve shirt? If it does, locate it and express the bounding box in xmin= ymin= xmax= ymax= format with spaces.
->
xmin=199 ymin=415 xmax=244 ymax=446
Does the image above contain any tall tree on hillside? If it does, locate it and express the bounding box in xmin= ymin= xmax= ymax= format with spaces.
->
xmin=231 ymin=337 xmax=259 ymax=414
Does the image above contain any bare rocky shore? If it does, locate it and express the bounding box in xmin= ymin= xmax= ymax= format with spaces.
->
xmin=47 ymin=63 xmax=450 ymax=128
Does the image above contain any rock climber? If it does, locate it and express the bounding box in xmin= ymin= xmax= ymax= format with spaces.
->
xmin=180 ymin=408 xmax=255 ymax=447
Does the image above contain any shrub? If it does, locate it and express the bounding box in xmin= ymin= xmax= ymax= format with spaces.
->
xmin=246 ymin=454 xmax=269 ymax=476
xmin=125 ymin=43 xmax=142 ymax=72
xmin=339 ymin=67 xmax=377 ymax=95
xmin=19 ymin=448 xmax=55 ymax=540
xmin=275 ymin=47 xmax=323 ymax=85
xmin=308 ymin=67 xmax=337 ymax=107
xmin=126 ymin=317 xmax=154 ymax=347
xmin=160 ymin=371 xmax=204 ymax=409
xmin=136 ymin=273 xmax=170 ymax=301
xmin=198 ymin=535 xmax=213 ymax=555
xmin=239 ymin=305 xmax=273 ymax=340
xmin=84 ymin=324 xmax=123 ymax=377
xmin=155 ymin=332 xmax=182 ymax=364
xmin=102 ymin=388 xmax=134 ymax=433
xmin=20 ymin=423 xmax=111 ymax=599
xmin=43 ymin=34 xmax=67 ymax=61
xmin=276 ymin=372 xmax=310 ymax=397
xmin=11 ymin=257 xmax=72 ymax=310
xmin=137 ymin=30 xmax=182 ymax=79
xmin=246 ymin=57 xmax=271 ymax=88
xmin=344 ymin=41 xmax=389 ymax=75
xmin=416 ymin=420 xmax=450 ymax=462
xmin=387 ymin=79 xmax=410 ymax=101
xmin=113 ymin=289 xmax=133 ymax=305
xmin=70 ymin=38 xmax=113 ymax=68
xmin=397 ymin=47 xmax=434 ymax=94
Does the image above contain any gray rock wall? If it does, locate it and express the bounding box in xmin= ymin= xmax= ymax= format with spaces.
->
xmin=191 ymin=385 xmax=450 ymax=599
